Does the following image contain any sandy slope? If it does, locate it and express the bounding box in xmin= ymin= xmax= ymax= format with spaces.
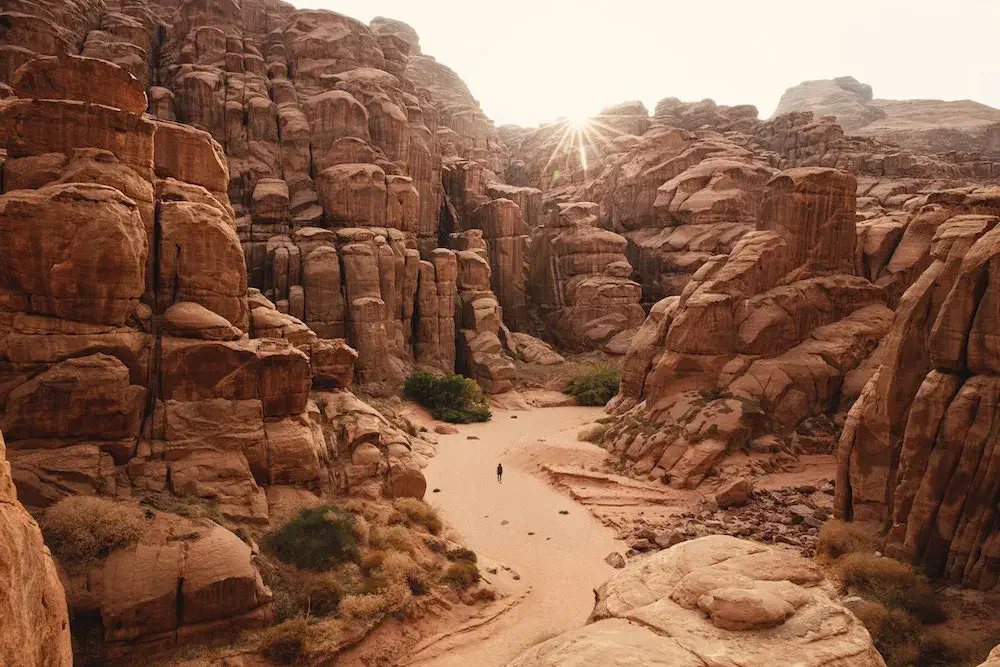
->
xmin=408 ymin=407 xmax=624 ymax=667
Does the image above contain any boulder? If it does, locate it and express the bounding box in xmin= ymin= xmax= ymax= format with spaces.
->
xmin=508 ymin=536 xmax=884 ymax=667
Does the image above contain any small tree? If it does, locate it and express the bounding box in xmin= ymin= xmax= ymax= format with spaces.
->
xmin=564 ymin=365 xmax=621 ymax=406
xmin=404 ymin=371 xmax=492 ymax=423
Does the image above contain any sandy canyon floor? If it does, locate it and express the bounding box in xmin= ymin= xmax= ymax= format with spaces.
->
xmin=405 ymin=406 xmax=623 ymax=667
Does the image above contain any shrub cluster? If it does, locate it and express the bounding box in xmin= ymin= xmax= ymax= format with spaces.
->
xmin=263 ymin=506 xmax=362 ymax=570
xmin=563 ymin=365 xmax=621 ymax=406
xmin=816 ymin=519 xmax=978 ymax=667
xmin=404 ymin=371 xmax=492 ymax=423
xmin=838 ymin=552 xmax=945 ymax=624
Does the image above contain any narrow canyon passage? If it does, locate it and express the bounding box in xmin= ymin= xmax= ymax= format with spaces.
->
xmin=413 ymin=406 xmax=624 ymax=667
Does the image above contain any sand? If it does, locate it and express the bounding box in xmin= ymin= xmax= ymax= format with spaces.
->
xmin=407 ymin=406 xmax=625 ymax=667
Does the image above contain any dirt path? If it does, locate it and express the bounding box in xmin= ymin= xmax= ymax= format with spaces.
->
xmin=408 ymin=407 xmax=625 ymax=667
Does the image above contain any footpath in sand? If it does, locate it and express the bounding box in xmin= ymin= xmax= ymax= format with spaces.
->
xmin=407 ymin=406 xmax=625 ymax=667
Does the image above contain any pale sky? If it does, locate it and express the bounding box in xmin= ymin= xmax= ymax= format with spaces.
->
xmin=293 ymin=0 xmax=1000 ymax=128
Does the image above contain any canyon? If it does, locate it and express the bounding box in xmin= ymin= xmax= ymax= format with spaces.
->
xmin=1 ymin=0 xmax=999 ymax=665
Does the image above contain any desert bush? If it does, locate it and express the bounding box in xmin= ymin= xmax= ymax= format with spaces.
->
xmin=295 ymin=571 xmax=344 ymax=617
xmin=372 ymin=525 xmax=415 ymax=554
xmin=42 ymin=497 xmax=145 ymax=565
xmin=816 ymin=520 xmax=877 ymax=559
xmin=339 ymin=582 xmax=412 ymax=620
xmin=563 ymin=365 xmax=620 ymax=406
xmin=853 ymin=601 xmax=922 ymax=667
xmin=445 ymin=547 xmax=477 ymax=563
xmin=578 ymin=423 xmax=610 ymax=443
xmin=393 ymin=498 xmax=443 ymax=535
xmin=917 ymin=626 xmax=978 ymax=666
xmin=350 ymin=515 xmax=371 ymax=546
xmin=406 ymin=573 xmax=430 ymax=596
xmin=263 ymin=506 xmax=361 ymax=571
xmin=404 ymin=371 xmax=492 ymax=423
xmin=441 ymin=561 xmax=480 ymax=589
xmin=839 ymin=553 xmax=946 ymax=623
xmin=258 ymin=618 xmax=309 ymax=664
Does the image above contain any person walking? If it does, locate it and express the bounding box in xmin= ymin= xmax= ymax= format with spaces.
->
xmin=497 ymin=462 xmax=503 ymax=483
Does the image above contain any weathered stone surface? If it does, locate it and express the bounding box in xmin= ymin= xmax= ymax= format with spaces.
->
xmin=838 ymin=212 xmax=1000 ymax=588
xmin=527 ymin=202 xmax=645 ymax=352
xmin=0 ymin=184 xmax=147 ymax=326
xmin=62 ymin=512 xmax=270 ymax=659
xmin=0 ymin=429 xmax=73 ymax=666
xmin=11 ymin=54 xmax=147 ymax=114
xmin=508 ymin=536 xmax=884 ymax=667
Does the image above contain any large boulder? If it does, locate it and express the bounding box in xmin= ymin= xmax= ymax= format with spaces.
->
xmin=507 ymin=536 xmax=884 ymax=667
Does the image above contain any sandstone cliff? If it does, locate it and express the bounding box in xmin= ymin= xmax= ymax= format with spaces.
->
xmin=0 ymin=429 xmax=72 ymax=667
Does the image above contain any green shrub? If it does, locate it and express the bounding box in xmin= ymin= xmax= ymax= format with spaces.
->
xmin=263 ymin=506 xmax=361 ymax=571
xmin=258 ymin=618 xmax=308 ymax=664
xmin=441 ymin=561 xmax=480 ymax=589
xmin=816 ymin=519 xmax=877 ymax=559
xmin=404 ymin=371 xmax=492 ymax=423
xmin=563 ymin=365 xmax=620 ymax=406
xmin=42 ymin=497 xmax=145 ymax=566
xmin=393 ymin=498 xmax=443 ymax=535
xmin=839 ymin=553 xmax=946 ymax=624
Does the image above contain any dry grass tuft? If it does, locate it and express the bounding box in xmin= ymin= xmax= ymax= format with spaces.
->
xmin=41 ymin=497 xmax=145 ymax=566
xmin=338 ymin=582 xmax=412 ymax=620
xmin=441 ymin=561 xmax=480 ymax=589
xmin=393 ymin=498 xmax=443 ymax=535
xmin=839 ymin=553 xmax=946 ymax=624
xmin=816 ymin=520 xmax=877 ymax=560
xmin=372 ymin=525 xmax=415 ymax=554
xmin=258 ymin=618 xmax=308 ymax=664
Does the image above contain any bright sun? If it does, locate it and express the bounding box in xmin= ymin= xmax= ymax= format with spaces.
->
xmin=567 ymin=113 xmax=590 ymax=129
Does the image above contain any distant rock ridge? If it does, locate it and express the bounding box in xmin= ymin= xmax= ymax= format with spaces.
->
xmin=774 ymin=76 xmax=1000 ymax=156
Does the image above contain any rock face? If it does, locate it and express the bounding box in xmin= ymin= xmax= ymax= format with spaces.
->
xmin=596 ymin=167 xmax=891 ymax=487
xmin=0 ymin=429 xmax=72 ymax=667
xmin=774 ymin=76 xmax=1000 ymax=157
xmin=506 ymin=535 xmax=885 ymax=667
xmin=527 ymin=202 xmax=645 ymax=352
xmin=836 ymin=188 xmax=1000 ymax=590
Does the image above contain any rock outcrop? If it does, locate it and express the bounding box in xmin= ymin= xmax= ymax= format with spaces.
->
xmin=506 ymin=535 xmax=885 ymax=667
xmin=0 ymin=429 xmax=72 ymax=667
xmin=836 ymin=187 xmax=1000 ymax=590
xmin=0 ymin=47 xmax=434 ymax=523
xmin=526 ymin=202 xmax=644 ymax=352
xmin=596 ymin=167 xmax=891 ymax=487
xmin=61 ymin=511 xmax=271 ymax=660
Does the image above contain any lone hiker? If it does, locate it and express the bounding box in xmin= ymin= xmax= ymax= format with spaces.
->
xmin=497 ymin=462 xmax=503 ymax=483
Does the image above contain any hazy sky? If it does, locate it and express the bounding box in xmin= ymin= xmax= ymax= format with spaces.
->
xmin=294 ymin=0 xmax=1000 ymax=127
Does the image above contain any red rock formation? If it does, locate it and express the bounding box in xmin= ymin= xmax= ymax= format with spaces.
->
xmin=836 ymin=188 xmax=1000 ymax=589
xmin=0 ymin=429 xmax=72 ymax=667
xmin=600 ymin=168 xmax=892 ymax=487
xmin=527 ymin=202 xmax=645 ymax=352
